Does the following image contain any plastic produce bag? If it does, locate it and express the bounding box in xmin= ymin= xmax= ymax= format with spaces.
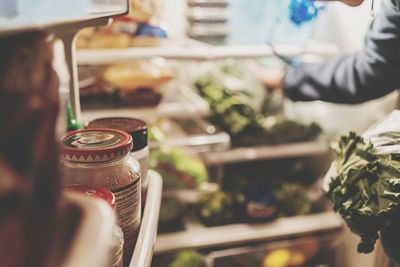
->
xmin=362 ymin=110 xmax=400 ymax=155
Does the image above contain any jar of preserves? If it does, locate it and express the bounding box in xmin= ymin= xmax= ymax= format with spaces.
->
xmin=86 ymin=117 xmax=149 ymax=197
xmin=65 ymin=185 xmax=124 ymax=267
xmin=61 ymin=128 xmax=141 ymax=266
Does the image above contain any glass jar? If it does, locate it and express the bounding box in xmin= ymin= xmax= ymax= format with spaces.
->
xmin=86 ymin=117 xmax=149 ymax=198
xmin=64 ymin=185 xmax=124 ymax=267
xmin=61 ymin=128 xmax=141 ymax=267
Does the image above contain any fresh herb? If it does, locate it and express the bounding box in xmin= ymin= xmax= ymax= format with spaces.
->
xmin=326 ymin=132 xmax=400 ymax=253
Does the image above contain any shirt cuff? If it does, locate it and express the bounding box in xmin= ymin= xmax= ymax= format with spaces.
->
xmin=283 ymin=65 xmax=305 ymax=101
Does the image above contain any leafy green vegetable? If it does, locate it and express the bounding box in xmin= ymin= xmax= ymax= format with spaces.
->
xmin=159 ymin=197 xmax=184 ymax=225
xmin=148 ymin=125 xmax=166 ymax=143
xmin=150 ymin=148 xmax=208 ymax=190
xmin=276 ymin=183 xmax=313 ymax=217
xmin=326 ymin=132 xmax=400 ymax=253
xmin=168 ymin=250 xmax=204 ymax=267
xmin=194 ymin=74 xmax=265 ymax=136
xmin=197 ymin=191 xmax=234 ymax=226
xmin=234 ymin=116 xmax=322 ymax=147
xmin=193 ymin=62 xmax=322 ymax=147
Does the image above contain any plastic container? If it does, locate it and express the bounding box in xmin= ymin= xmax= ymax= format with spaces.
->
xmin=226 ymin=0 xmax=324 ymax=46
xmin=61 ymin=128 xmax=141 ymax=267
xmin=86 ymin=117 xmax=150 ymax=196
xmin=65 ymin=185 xmax=124 ymax=267
xmin=267 ymin=0 xmax=325 ymax=46
xmin=62 ymin=190 xmax=116 ymax=267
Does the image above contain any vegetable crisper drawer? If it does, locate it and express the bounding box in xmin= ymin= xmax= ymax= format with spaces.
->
xmin=205 ymin=233 xmax=341 ymax=267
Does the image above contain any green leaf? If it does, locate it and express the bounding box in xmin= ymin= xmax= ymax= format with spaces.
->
xmin=326 ymin=132 xmax=400 ymax=253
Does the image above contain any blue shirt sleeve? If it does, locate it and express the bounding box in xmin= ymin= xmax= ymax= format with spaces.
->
xmin=283 ymin=0 xmax=400 ymax=104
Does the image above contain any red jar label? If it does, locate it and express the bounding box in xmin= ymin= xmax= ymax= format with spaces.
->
xmin=112 ymin=173 xmax=141 ymax=266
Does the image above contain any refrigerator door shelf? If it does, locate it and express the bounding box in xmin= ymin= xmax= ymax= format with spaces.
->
xmin=62 ymin=192 xmax=115 ymax=267
xmin=130 ymin=170 xmax=163 ymax=267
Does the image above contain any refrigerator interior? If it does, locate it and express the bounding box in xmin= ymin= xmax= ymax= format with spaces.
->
xmin=2 ymin=0 xmax=398 ymax=266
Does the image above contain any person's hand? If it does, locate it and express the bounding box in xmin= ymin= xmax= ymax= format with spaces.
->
xmin=320 ymin=0 xmax=364 ymax=6
xmin=246 ymin=60 xmax=284 ymax=90
xmin=342 ymin=0 xmax=364 ymax=6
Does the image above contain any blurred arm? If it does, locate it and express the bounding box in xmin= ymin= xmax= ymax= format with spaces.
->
xmin=283 ymin=0 xmax=400 ymax=104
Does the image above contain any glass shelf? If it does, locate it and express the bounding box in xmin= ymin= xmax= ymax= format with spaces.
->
xmin=155 ymin=211 xmax=343 ymax=254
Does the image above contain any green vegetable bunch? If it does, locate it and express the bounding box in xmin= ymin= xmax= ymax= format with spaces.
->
xmin=168 ymin=250 xmax=204 ymax=267
xmin=326 ymin=132 xmax=400 ymax=253
xmin=197 ymin=191 xmax=235 ymax=226
xmin=150 ymin=148 xmax=208 ymax=190
xmin=235 ymin=117 xmax=322 ymax=147
xmin=276 ymin=183 xmax=313 ymax=217
xmin=264 ymin=118 xmax=322 ymax=144
xmin=193 ymin=61 xmax=322 ymax=147
xmin=194 ymin=75 xmax=265 ymax=136
xmin=159 ymin=197 xmax=183 ymax=225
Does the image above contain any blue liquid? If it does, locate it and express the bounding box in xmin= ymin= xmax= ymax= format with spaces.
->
xmin=226 ymin=0 xmax=325 ymax=45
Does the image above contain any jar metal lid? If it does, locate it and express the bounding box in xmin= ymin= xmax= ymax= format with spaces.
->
xmin=65 ymin=185 xmax=116 ymax=209
xmin=61 ymin=128 xmax=133 ymax=163
xmin=86 ymin=117 xmax=148 ymax=152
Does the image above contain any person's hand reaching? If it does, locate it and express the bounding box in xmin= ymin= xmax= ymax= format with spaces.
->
xmin=321 ymin=0 xmax=364 ymax=6
xmin=246 ymin=60 xmax=285 ymax=91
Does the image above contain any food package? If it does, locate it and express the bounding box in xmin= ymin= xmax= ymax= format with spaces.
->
xmin=76 ymin=27 xmax=131 ymax=49
xmin=79 ymin=59 xmax=174 ymax=108
xmin=130 ymin=0 xmax=160 ymax=23
xmin=102 ymin=60 xmax=174 ymax=91
xmin=76 ymin=0 xmax=167 ymax=49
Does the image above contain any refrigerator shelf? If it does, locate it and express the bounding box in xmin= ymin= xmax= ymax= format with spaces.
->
xmin=162 ymin=182 xmax=220 ymax=204
xmin=151 ymin=132 xmax=230 ymax=153
xmin=205 ymin=232 xmax=341 ymax=267
xmin=149 ymin=118 xmax=231 ymax=153
xmin=130 ymin=170 xmax=163 ymax=267
xmin=203 ymin=141 xmax=329 ymax=165
xmin=81 ymin=87 xmax=210 ymax=123
xmin=187 ymin=0 xmax=231 ymax=7
xmin=76 ymin=39 xmax=339 ymax=64
xmin=187 ymin=8 xmax=230 ymax=23
xmin=155 ymin=211 xmax=343 ymax=254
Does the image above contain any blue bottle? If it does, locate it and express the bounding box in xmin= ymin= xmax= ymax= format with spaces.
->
xmin=267 ymin=0 xmax=325 ymax=65
xmin=268 ymin=0 xmax=325 ymax=43
xmin=226 ymin=0 xmax=324 ymax=47
xmin=289 ymin=0 xmax=323 ymax=26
